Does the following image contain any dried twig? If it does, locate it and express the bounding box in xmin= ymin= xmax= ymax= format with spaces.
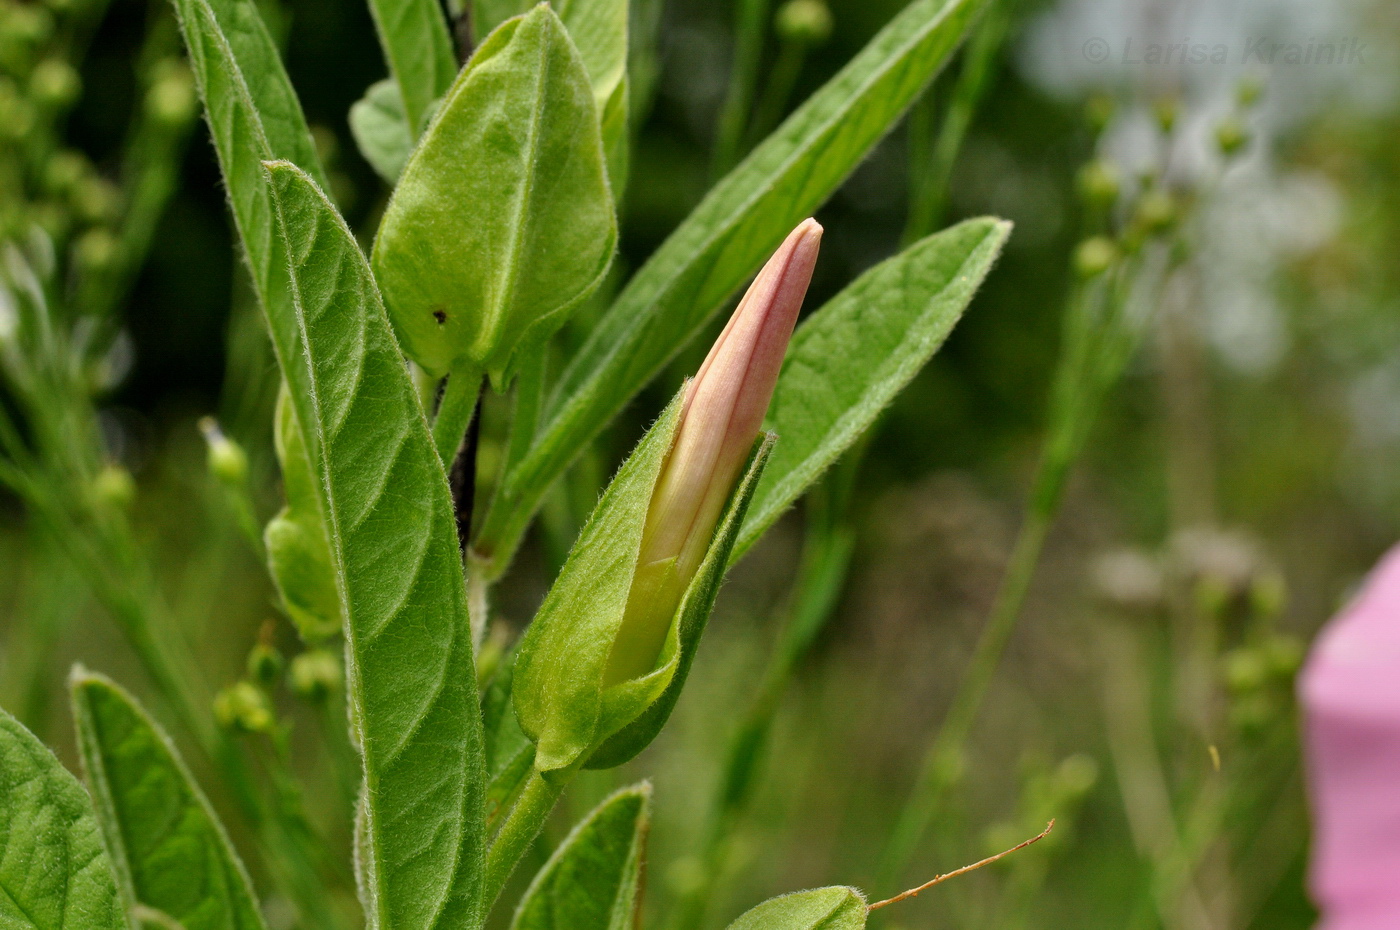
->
xmin=866 ymin=820 xmax=1056 ymax=912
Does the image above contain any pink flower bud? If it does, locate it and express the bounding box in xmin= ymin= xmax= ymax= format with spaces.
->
xmin=604 ymin=219 xmax=823 ymax=684
xmin=1301 ymin=543 xmax=1400 ymax=930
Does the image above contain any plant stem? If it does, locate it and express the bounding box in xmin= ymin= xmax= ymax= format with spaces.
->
xmin=432 ymin=359 xmax=483 ymax=469
xmin=902 ymin=0 xmax=1012 ymax=245
xmin=483 ymin=766 xmax=568 ymax=909
xmin=712 ymin=0 xmax=772 ymax=179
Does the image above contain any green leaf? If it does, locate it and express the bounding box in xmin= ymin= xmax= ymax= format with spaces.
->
xmin=510 ymin=784 xmax=651 ymax=930
xmin=371 ymin=4 xmax=617 ymax=385
xmin=0 ymin=706 xmax=125 ymax=930
xmin=69 ymin=671 xmax=268 ymax=930
xmin=349 ymin=79 xmax=414 ymax=184
xmin=554 ymin=0 xmax=629 ymax=198
xmin=513 ymin=391 xmax=774 ymax=773
xmin=478 ymin=0 xmax=990 ymax=574
xmin=470 ymin=0 xmax=529 ymax=46
xmin=262 ymin=161 xmax=486 ymax=929
xmin=733 ymin=217 xmax=1011 ymax=559
xmin=724 ymin=887 xmax=867 ymax=930
xmin=365 ymin=0 xmax=458 ymax=136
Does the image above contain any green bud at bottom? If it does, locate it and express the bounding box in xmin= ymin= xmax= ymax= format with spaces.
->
xmin=290 ymin=650 xmax=341 ymax=701
xmin=214 ymin=682 xmax=274 ymax=733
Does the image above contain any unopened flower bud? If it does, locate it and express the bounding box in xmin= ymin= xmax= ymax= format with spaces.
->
xmin=247 ymin=641 xmax=284 ymax=687
xmin=1134 ymin=189 xmax=1176 ymax=234
xmin=1152 ymin=96 xmax=1179 ymax=135
xmin=89 ymin=463 xmax=135 ymax=510
xmin=214 ymin=681 xmax=274 ymax=733
xmin=775 ymin=0 xmax=832 ymax=46
xmin=289 ymin=649 xmax=341 ymax=701
xmin=605 ymin=219 xmax=822 ymax=685
xmin=144 ymin=63 xmax=196 ymax=128
xmin=199 ymin=416 xmax=248 ymax=486
xmin=1235 ymin=73 xmax=1265 ymax=109
xmin=1074 ymin=236 xmax=1117 ymax=279
xmin=1215 ymin=117 xmax=1250 ymax=157
xmin=1084 ymin=94 xmax=1115 ymax=134
xmin=1076 ymin=159 xmax=1121 ymax=211
xmin=29 ymin=58 xmax=80 ymax=109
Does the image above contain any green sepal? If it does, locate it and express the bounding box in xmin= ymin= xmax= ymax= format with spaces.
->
xmin=724 ymin=887 xmax=867 ymax=930
xmin=265 ymin=386 xmax=341 ymax=642
xmin=371 ymin=4 xmax=617 ymax=387
xmin=512 ymin=389 xmax=773 ymax=773
xmin=68 ymin=669 xmax=269 ymax=930
xmin=509 ymin=783 xmax=651 ymax=930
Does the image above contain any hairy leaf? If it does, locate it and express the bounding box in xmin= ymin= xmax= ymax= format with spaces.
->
xmin=70 ymin=671 xmax=268 ymax=930
xmin=478 ymin=0 xmax=989 ymax=574
xmin=349 ymin=79 xmax=414 ymax=184
xmin=0 ymin=707 xmax=124 ymax=930
xmin=372 ymin=5 xmax=616 ymax=385
xmin=365 ymin=0 xmax=457 ymax=136
xmin=734 ymin=217 xmax=1010 ymax=559
xmin=510 ymin=785 xmax=651 ymax=930
xmin=263 ymin=161 xmax=486 ymax=929
xmin=724 ymin=887 xmax=867 ymax=930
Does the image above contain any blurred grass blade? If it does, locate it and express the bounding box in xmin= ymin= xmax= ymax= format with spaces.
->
xmin=723 ymin=887 xmax=867 ymax=930
xmin=70 ymin=670 xmax=269 ymax=930
xmin=0 ymin=707 xmax=125 ymax=930
xmin=733 ymin=217 xmax=1010 ymax=560
xmin=263 ymin=161 xmax=486 ymax=930
xmin=170 ymin=0 xmax=326 ymax=190
xmin=366 ymin=0 xmax=458 ymax=136
xmin=477 ymin=0 xmax=990 ymax=575
xmin=510 ymin=784 xmax=651 ymax=930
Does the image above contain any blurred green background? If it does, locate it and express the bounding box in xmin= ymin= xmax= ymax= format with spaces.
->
xmin=3 ymin=0 xmax=1399 ymax=926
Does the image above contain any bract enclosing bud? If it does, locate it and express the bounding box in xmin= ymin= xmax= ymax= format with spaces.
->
xmin=198 ymin=416 xmax=247 ymax=486
xmin=514 ymin=220 xmax=822 ymax=774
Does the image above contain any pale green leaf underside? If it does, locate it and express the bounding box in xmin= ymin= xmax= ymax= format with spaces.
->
xmin=365 ymin=0 xmax=457 ymax=136
xmin=724 ymin=887 xmax=867 ymax=930
xmin=0 ymin=708 xmax=124 ymax=930
xmin=484 ymin=0 xmax=989 ymax=571
xmin=372 ymin=5 xmax=616 ymax=384
xmin=70 ymin=672 xmax=268 ymax=930
xmin=349 ymin=79 xmax=414 ymax=184
xmin=734 ymin=216 xmax=1011 ymax=559
xmin=510 ymin=785 xmax=650 ymax=930
xmin=263 ymin=161 xmax=486 ymax=930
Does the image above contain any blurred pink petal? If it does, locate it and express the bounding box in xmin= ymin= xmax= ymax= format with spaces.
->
xmin=1301 ymin=543 xmax=1400 ymax=930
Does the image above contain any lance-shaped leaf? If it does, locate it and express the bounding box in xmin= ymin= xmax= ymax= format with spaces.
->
xmin=0 ymin=707 xmax=125 ymax=930
xmin=510 ymin=784 xmax=651 ymax=930
xmin=263 ymin=160 xmax=486 ymax=929
xmin=69 ymin=670 xmax=268 ymax=930
xmin=734 ymin=217 xmax=1011 ymax=559
xmin=365 ymin=0 xmax=457 ymax=137
xmin=349 ymin=79 xmax=414 ymax=184
xmin=724 ymin=887 xmax=867 ymax=930
xmin=265 ymin=387 xmax=341 ymax=642
xmin=513 ymin=392 xmax=773 ymax=772
xmin=476 ymin=0 xmax=989 ymax=575
xmin=372 ymin=4 xmax=616 ymax=385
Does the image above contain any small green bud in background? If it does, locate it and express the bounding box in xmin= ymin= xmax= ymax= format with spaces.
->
xmin=0 ymin=79 xmax=35 ymax=140
xmin=1 ymin=3 xmax=53 ymax=46
xmin=1055 ymin=753 xmax=1099 ymax=800
xmin=514 ymin=220 xmax=820 ymax=773
xmin=1084 ymin=93 xmax=1115 ymax=134
xmin=1076 ymin=159 xmax=1121 ymax=211
xmin=1263 ymin=634 xmax=1303 ymax=679
xmin=1152 ymin=96 xmax=1179 ymax=134
xmin=1230 ymin=692 xmax=1273 ymax=733
xmin=198 ymin=416 xmax=248 ymax=487
xmin=289 ymin=649 xmax=341 ymax=702
xmin=72 ymin=176 xmax=120 ymax=225
xmin=1236 ymin=73 xmax=1265 ymax=108
xmin=29 ymin=57 xmax=80 ymax=109
xmin=43 ymin=150 xmax=89 ymax=197
xmin=89 ymin=463 xmax=136 ymax=510
xmin=72 ymin=227 xmax=117 ymax=274
xmin=1134 ymin=188 xmax=1177 ymax=235
xmin=774 ymin=0 xmax=832 ymax=46
xmin=214 ymin=682 xmax=274 ymax=733
xmin=1249 ymin=568 xmax=1287 ymax=620
xmin=1224 ymin=647 xmax=1268 ymax=695
xmin=1073 ymin=236 xmax=1118 ymax=278
xmin=1215 ymin=117 xmax=1250 ymax=157
xmin=144 ymin=60 xmax=196 ymax=128
xmin=247 ymin=638 xmax=284 ymax=687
